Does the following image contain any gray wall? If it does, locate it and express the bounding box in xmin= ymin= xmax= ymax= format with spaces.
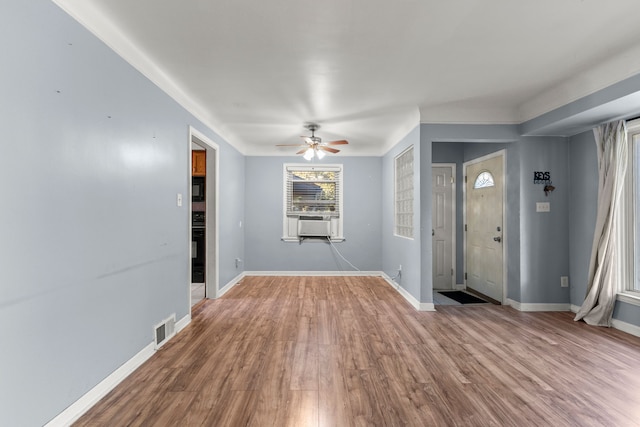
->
xmin=518 ymin=137 xmax=570 ymax=304
xmin=423 ymin=125 xmax=521 ymax=302
xmin=0 ymin=1 xmax=244 ymax=425
xmin=432 ymin=141 xmax=518 ymax=288
xmin=432 ymin=135 xmax=572 ymax=305
xmin=217 ymin=149 xmax=246 ymax=285
xmin=568 ymin=130 xmax=598 ymax=306
xmin=569 ymin=130 xmax=640 ymax=327
xmin=613 ymin=301 xmax=640 ymax=326
xmin=244 ymin=156 xmax=382 ymax=272
xmin=382 ymin=126 xmax=422 ymax=301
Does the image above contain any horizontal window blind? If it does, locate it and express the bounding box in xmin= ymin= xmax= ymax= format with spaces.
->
xmin=286 ymin=166 xmax=341 ymax=216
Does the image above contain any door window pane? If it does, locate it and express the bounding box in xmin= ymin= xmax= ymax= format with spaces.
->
xmin=473 ymin=171 xmax=495 ymax=189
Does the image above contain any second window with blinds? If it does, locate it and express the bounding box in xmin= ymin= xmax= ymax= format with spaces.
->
xmin=282 ymin=164 xmax=344 ymax=241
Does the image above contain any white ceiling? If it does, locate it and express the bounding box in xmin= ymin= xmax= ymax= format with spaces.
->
xmin=54 ymin=0 xmax=640 ymax=156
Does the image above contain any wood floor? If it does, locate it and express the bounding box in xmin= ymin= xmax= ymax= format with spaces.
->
xmin=75 ymin=276 xmax=640 ymax=426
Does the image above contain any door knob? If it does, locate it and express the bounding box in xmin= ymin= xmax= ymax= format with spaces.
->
xmin=493 ymin=236 xmax=502 ymax=242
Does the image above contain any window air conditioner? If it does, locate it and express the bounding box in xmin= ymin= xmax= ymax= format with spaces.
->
xmin=298 ymin=217 xmax=331 ymax=237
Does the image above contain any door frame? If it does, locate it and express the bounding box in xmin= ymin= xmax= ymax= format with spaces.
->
xmin=188 ymin=126 xmax=219 ymax=307
xmin=462 ymin=150 xmax=507 ymax=304
xmin=432 ymin=163 xmax=457 ymax=290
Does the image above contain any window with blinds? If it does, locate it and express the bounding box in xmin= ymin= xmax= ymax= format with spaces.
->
xmin=283 ymin=164 xmax=344 ymax=241
xmin=286 ymin=167 xmax=341 ymax=216
xmin=395 ymin=146 xmax=414 ymax=239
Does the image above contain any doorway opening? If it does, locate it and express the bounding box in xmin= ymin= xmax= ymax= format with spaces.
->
xmin=189 ymin=127 xmax=219 ymax=309
xmin=463 ymin=150 xmax=506 ymax=304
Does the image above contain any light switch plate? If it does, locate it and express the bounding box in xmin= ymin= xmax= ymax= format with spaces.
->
xmin=536 ymin=202 xmax=550 ymax=212
xmin=177 ymin=193 xmax=183 ymax=207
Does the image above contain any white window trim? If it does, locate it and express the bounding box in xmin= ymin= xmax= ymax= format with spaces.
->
xmin=618 ymin=118 xmax=640 ymax=306
xmin=617 ymin=292 xmax=640 ymax=306
xmin=394 ymin=145 xmax=414 ymax=240
xmin=281 ymin=163 xmax=344 ymax=242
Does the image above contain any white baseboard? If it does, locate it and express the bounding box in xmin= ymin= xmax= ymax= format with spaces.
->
xmin=45 ymin=312 xmax=190 ymax=427
xmin=572 ymin=303 xmax=640 ymax=338
xmin=454 ymin=283 xmax=465 ymax=290
xmin=507 ymin=299 xmax=571 ymax=312
xmin=216 ymin=272 xmax=245 ymax=298
xmin=234 ymin=271 xmax=434 ymax=310
xmin=45 ymin=342 xmax=155 ymax=427
xmin=245 ymin=271 xmax=436 ymax=312
xmin=419 ymin=302 xmax=436 ymax=311
xmin=508 ymin=300 xmax=640 ymax=341
xmin=175 ymin=312 xmax=191 ymax=333
xmin=381 ymin=272 xmax=420 ymax=310
xmin=380 ymin=273 xmax=436 ymax=312
xmin=611 ymin=318 xmax=640 ymax=338
xmin=243 ymin=270 xmax=385 ymax=277
xmin=221 ymin=271 xmax=436 ymax=311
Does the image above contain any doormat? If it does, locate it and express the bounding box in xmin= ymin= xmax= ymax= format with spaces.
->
xmin=438 ymin=291 xmax=488 ymax=305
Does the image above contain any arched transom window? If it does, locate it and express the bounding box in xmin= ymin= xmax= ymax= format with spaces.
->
xmin=473 ymin=171 xmax=495 ymax=189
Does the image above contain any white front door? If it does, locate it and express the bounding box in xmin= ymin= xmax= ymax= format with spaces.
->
xmin=465 ymin=153 xmax=504 ymax=302
xmin=432 ymin=165 xmax=455 ymax=290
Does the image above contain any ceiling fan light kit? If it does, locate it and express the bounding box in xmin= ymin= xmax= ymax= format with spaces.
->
xmin=304 ymin=147 xmax=325 ymax=160
xmin=276 ymin=123 xmax=348 ymax=160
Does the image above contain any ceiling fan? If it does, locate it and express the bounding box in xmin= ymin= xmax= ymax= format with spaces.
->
xmin=277 ymin=124 xmax=348 ymax=160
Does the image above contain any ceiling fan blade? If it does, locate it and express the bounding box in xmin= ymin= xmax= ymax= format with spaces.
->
xmin=319 ymin=146 xmax=340 ymax=153
xmin=325 ymin=139 xmax=349 ymax=145
xmin=296 ymin=148 xmax=308 ymax=155
xmin=276 ymin=144 xmax=308 ymax=147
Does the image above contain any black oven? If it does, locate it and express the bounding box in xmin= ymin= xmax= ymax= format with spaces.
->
xmin=192 ymin=227 xmax=205 ymax=283
xmin=192 ymin=176 xmax=205 ymax=202
xmin=192 ymin=211 xmax=205 ymax=227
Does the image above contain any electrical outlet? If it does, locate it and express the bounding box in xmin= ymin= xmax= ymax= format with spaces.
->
xmin=561 ymin=276 xmax=569 ymax=288
xmin=235 ymin=258 xmax=242 ymax=268
xmin=398 ymin=264 xmax=402 ymax=272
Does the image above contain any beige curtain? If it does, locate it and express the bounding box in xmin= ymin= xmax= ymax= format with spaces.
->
xmin=574 ymin=120 xmax=628 ymax=326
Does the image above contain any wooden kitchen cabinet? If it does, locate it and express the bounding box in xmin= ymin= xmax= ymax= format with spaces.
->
xmin=192 ymin=150 xmax=206 ymax=176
